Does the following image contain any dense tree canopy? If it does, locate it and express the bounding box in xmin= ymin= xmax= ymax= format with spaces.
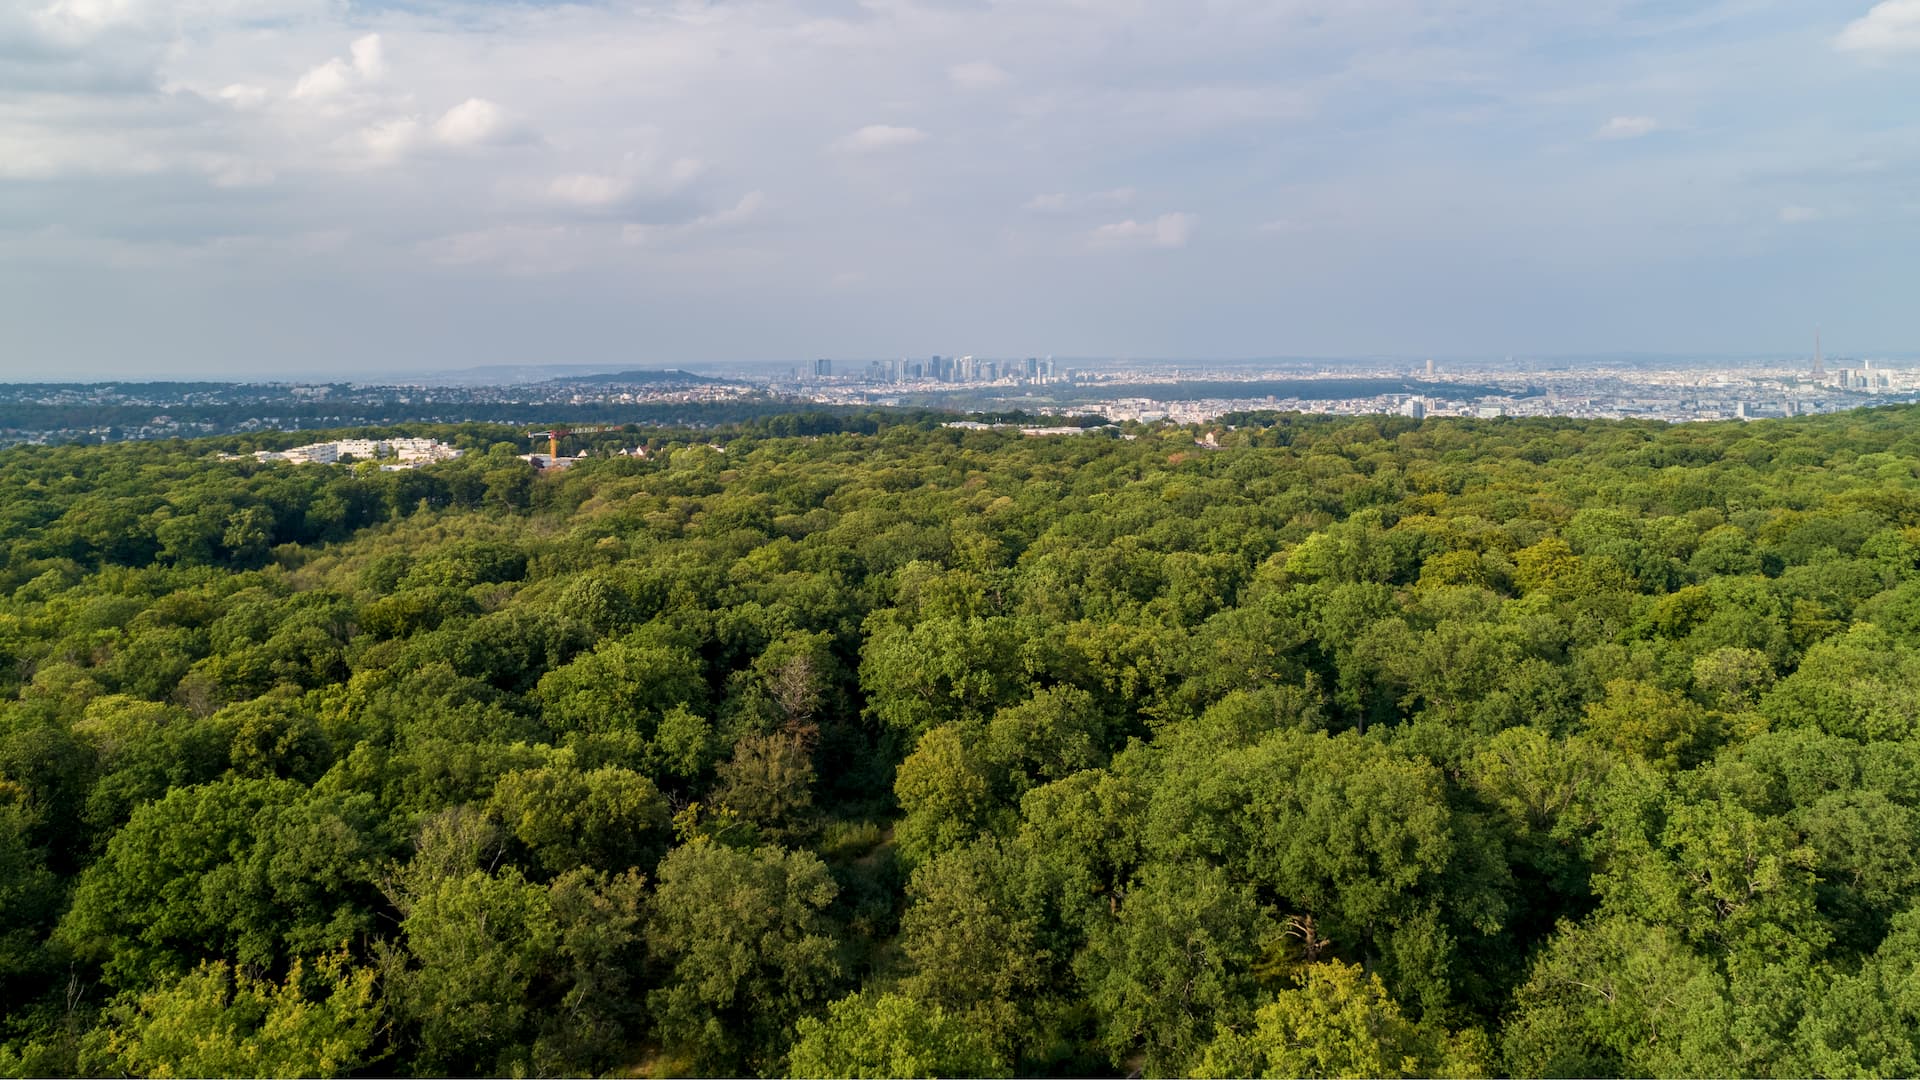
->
xmin=5 ymin=405 xmax=1920 ymax=1075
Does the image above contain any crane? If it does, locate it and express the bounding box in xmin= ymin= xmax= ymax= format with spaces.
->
xmin=525 ymin=425 xmax=623 ymax=459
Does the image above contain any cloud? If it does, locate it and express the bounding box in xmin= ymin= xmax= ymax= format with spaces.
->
xmin=217 ymin=83 xmax=267 ymax=108
xmin=359 ymin=117 xmax=421 ymax=162
xmin=1837 ymin=0 xmax=1920 ymax=54
xmin=8 ymin=0 xmax=1920 ymax=375
xmin=1090 ymin=212 xmax=1195 ymax=249
xmin=621 ymin=190 xmax=765 ymax=245
xmin=550 ymin=172 xmax=630 ymax=208
xmin=291 ymin=33 xmax=383 ymax=100
xmin=1595 ymin=115 xmax=1659 ymax=140
xmin=548 ymin=155 xmax=705 ymax=211
xmin=949 ymin=61 xmax=1010 ymax=90
xmin=834 ymin=124 xmax=927 ymax=153
xmin=418 ymin=225 xmax=583 ymax=274
xmin=434 ymin=98 xmax=514 ymax=146
xmin=290 ymin=58 xmax=351 ymax=100
xmin=1025 ymin=188 xmax=1136 ymax=213
xmin=1779 ymin=205 xmax=1823 ymax=224
xmin=349 ymin=32 xmax=384 ymax=79
xmin=698 ymin=190 xmax=765 ymax=228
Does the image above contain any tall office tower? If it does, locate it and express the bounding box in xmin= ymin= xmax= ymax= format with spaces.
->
xmin=1814 ymin=329 xmax=1825 ymax=377
xmin=813 ymin=358 xmax=832 ymax=377
xmin=1425 ymin=359 xmax=1435 ymax=377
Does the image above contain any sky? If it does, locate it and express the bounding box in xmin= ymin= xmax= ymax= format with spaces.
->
xmin=2 ymin=0 xmax=1919 ymax=379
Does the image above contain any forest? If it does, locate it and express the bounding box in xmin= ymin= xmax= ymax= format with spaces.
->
xmin=4 ymin=404 xmax=1920 ymax=1076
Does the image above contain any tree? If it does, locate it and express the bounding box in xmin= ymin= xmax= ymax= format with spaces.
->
xmin=1195 ymin=961 xmax=1482 ymax=1079
xmin=789 ymin=991 xmax=1006 ymax=1079
xmin=488 ymin=756 xmax=670 ymax=875
xmin=894 ymin=724 xmax=997 ymax=866
xmin=713 ymin=728 xmax=817 ymax=840
xmin=647 ymin=842 xmax=842 ymax=1071
xmin=1793 ymin=906 xmax=1920 ymax=1076
xmin=1144 ymin=730 xmax=1482 ymax=1012
xmin=0 ymin=802 xmax=61 ymax=988
xmin=534 ymin=639 xmax=707 ymax=742
xmin=85 ymin=951 xmax=382 ymax=1079
xmin=896 ymin=842 xmax=1049 ymax=1060
xmin=984 ymin=685 xmax=1111 ymax=789
xmin=1078 ymin=861 xmax=1267 ymax=1075
xmin=1501 ymin=916 xmax=1737 ymax=1077
xmin=1582 ymin=678 xmax=1723 ymax=770
xmin=58 ymin=778 xmax=383 ymax=987
xmin=387 ymin=867 xmax=558 ymax=1075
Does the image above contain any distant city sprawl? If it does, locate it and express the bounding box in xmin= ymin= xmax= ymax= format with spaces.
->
xmin=0 ymin=352 xmax=1911 ymax=447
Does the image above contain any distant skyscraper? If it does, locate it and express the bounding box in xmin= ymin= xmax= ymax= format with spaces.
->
xmin=1814 ymin=329 xmax=1824 ymax=378
xmin=1401 ymin=397 xmax=1426 ymax=420
xmin=813 ymin=358 xmax=832 ymax=377
xmin=1424 ymin=359 xmax=1435 ymax=377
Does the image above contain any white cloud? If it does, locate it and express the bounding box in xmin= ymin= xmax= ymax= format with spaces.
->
xmin=549 ymin=172 xmax=631 ymax=208
xmin=1025 ymin=188 xmax=1136 ymax=213
xmin=834 ymin=124 xmax=928 ymax=153
xmin=360 ymin=117 xmax=420 ymax=162
xmin=549 ymin=155 xmax=705 ymax=210
xmin=290 ymin=58 xmax=352 ymax=100
xmin=349 ymin=33 xmax=384 ymax=79
xmin=291 ymin=33 xmax=383 ymax=100
xmin=1837 ymin=0 xmax=1920 ymax=54
xmin=949 ymin=61 xmax=1010 ymax=91
xmin=217 ymin=83 xmax=267 ymax=108
xmin=1090 ymin=212 xmax=1195 ymax=249
xmin=434 ymin=98 xmax=512 ymax=146
xmin=1779 ymin=205 xmax=1823 ymax=223
xmin=1595 ymin=115 xmax=1659 ymax=139
xmin=9 ymin=0 xmax=1918 ymax=374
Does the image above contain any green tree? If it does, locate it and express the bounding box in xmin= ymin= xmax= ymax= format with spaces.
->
xmin=490 ymin=756 xmax=670 ymax=873
xmin=85 ymin=951 xmax=382 ymax=1079
xmin=789 ymin=991 xmax=1007 ymax=1079
xmin=1582 ymin=678 xmax=1724 ymax=770
xmin=1195 ymin=961 xmax=1483 ymax=1079
xmin=894 ymin=724 xmax=997 ymax=865
xmin=1079 ymin=861 xmax=1267 ymax=1075
xmin=647 ymin=842 xmax=842 ymax=1071
xmin=896 ymin=842 xmax=1049 ymax=1060
xmin=388 ymin=867 xmax=558 ymax=1074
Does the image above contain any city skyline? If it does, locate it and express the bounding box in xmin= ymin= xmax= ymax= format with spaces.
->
xmin=4 ymin=0 xmax=1919 ymax=378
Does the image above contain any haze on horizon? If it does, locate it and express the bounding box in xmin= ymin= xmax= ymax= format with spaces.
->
xmin=2 ymin=0 xmax=1917 ymax=381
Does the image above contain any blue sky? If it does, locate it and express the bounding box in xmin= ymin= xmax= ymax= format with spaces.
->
xmin=1 ymin=0 xmax=1917 ymax=378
